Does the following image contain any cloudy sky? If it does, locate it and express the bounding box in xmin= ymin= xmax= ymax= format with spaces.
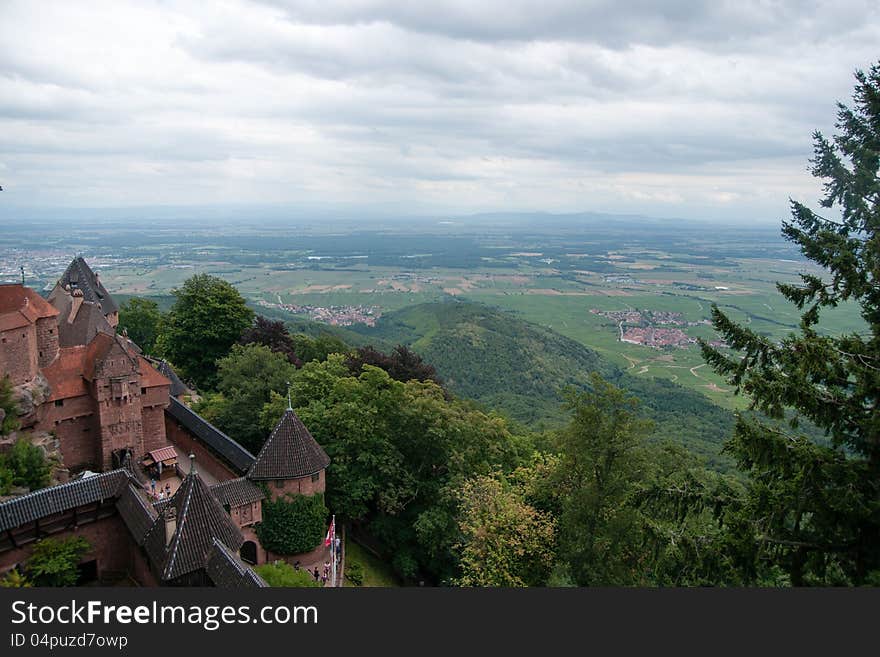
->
xmin=1 ymin=1 xmax=878 ymax=222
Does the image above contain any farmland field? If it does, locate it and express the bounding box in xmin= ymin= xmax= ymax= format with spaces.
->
xmin=1 ymin=212 xmax=865 ymax=411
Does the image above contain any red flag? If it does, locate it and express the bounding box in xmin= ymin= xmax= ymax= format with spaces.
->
xmin=324 ymin=516 xmax=335 ymax=547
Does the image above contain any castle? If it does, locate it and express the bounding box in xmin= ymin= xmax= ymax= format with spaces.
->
xmin=0 ymin=258 xmax=331 ymax=587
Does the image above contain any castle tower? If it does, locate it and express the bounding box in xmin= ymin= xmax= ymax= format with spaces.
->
xmin=247 ymin=406 xmax=330 ymax=500
xmin=143 ymin=456 xmax=244 ymax=585
xmin=50 ymin=257 xmax=119 ymax=329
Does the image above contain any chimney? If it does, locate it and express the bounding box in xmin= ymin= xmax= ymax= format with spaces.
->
xmin=189 ymin=453 xmax=196 ymax=476
xmin=164 ymin=506 xmax=177 ymax=546
xmin=68 ymin=289 xmax=84 ymax=324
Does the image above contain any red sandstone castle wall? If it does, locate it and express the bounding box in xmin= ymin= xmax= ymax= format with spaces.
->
xmin=0 ymin=324 xmax=38 ymax=385
xmin=35 ymin=316 xmax=59 ymax=368
xmin=229 ymin=501 xmax=262 ymax=528
xmin=0 ymin=515 xmax=145 ymax=584
xmin=53 ymin=415 xmax=100 ymax=472
xmin=266 ymin=469 xmax=325 ymax=500
xmin=164 ymin=415 xmax=239 ymax=482
xmin=141 ymin=405 xmax=168 ymax=453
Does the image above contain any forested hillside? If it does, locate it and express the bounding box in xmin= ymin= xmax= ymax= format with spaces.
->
xmin=356 ymin=300 xmax=734 ymax=469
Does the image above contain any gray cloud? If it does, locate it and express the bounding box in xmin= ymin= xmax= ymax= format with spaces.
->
xmin=0 ymin=0 xmax=877 ymax=220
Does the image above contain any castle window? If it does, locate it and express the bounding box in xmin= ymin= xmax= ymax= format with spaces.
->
xmin=49 ymin=329 xmax=53 ymax=334
xmin=54 ymin=399 xmax=64 ymax=407
xmin=1 ymin=337 xmax=5 ymax=343
xmin=274 ymin=480 xmax=283 ymax=489
xmin=141 ymin=388 xmax=147 ymax=395
xmin=311 ymin=472 xmax=320 ymax=483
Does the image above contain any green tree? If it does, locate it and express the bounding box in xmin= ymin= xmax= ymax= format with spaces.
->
xmin=280 ymin=356 xmax=527 ymax=582
xmin=25 ymin=536 xmax=90 ymax=587
xmin=118 ymin=297 xmax=163 ymax=354
xmin=454 ymin=474 xmax=555 ymax=587
xmin=255 ymin=493 xmax=328 ymax=555
xmin=156 ymin=274 xmax=253 ymax=389
xmin=701 ymin=63 xmax=880 ymax=585
xmin=289 ymin=333 xmax=349 ymax=365
xmin=253 ymin=562 xmax=320 ymax=587
xmin=0 ymin=569 xmax=31 ymax=588
xmin=553 ymin=373 xmax=653 ymax=586
xmin=194 ymin=344 xmax=297 ymax=453
xmin=0 ymin=438 xmax=50 ymax=493
xmin=0 ymin=375 xmax=19 ymax=435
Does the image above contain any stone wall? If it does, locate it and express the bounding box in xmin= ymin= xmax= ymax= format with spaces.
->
xmin=265 ymin=469 xmax=325 ymax=500
xmin=164 ymin=415 xmax=240 ymax=482
xmin=35 ymin=317 xmax=59 ymax=369
xmin=0 ymin=515 xmax=144 ymax=584
xmin=0 ymin=324 xmax=38 ymax=386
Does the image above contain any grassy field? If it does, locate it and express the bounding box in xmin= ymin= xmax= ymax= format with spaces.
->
xmin=343 ymin=539 xmax=400 ymax=587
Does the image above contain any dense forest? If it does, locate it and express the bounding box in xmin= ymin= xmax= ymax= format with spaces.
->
xmin=354 ymin=300 xmax=735 ymax=469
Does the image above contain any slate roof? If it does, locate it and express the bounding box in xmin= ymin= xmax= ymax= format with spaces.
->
xmin=205 ymin=539 xmax=267 ymax=588
xmin=55 ymin=257 xmax=118 ymax=315
xmin=151 ymin=359 xmax=187 ymax=397
xmin=50 ymin=292 xmax=113 ymax=348
xmin=166 ymin=397 xmax=255 ymax=473
xmin=248 ymin=409 xmax=330 ymax=480
xmin=0 ymin=470 xmax=132 ymax=532
xmin=115 ymin=483 xmax=158 ymax=546
xmin=211 ymin=477 xmax=265 ymax=508
xmin=143 ymin=469 xmax=244 ymax=582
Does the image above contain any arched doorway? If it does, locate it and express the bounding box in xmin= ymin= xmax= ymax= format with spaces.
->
xmin=240 ymin=541 xmax=258 ymax=565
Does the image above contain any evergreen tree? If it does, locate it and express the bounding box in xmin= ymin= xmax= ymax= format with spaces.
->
xmin=701 ymin=63 xmax=880 ymax=585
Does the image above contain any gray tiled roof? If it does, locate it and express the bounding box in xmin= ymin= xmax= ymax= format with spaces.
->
xmin=50 ymin=292 xmax=114 ymax=348
xmin=143 ymin=470 xmax=244 ymax=582
xmin=0 ymin=470 xmax=132 ymax=532
xmin=166 ymin=398 xmax=255 ymax=473
xmin=154 ymin=360 xmax=187 ymax=397
xmin=115 ymin=483 xmax=158 ymax=546
xmin=56 ymin=257 xmax=119 ymax=315
xmin=211 ymin=477 xmax=264 ymax=508
xmin=206 ymin=539 xmax=268 ymax=588
xmin=248 ymin=409 xmax=330 ymax=480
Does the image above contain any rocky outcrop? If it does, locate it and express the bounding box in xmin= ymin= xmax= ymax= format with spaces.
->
xmin=11 ymin=373 xmax=51 ymax=425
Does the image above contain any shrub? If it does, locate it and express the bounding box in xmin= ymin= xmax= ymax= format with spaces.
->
xmin=253 ymin=562 xmax=320 ymax=587
xmin=26 ymin=536 xmax=90 ymax=587
xmin=255 ymin=493 xmax=327 ymax=555
xmin=345 ymin=562 xmax=364 ymax=586
xmin=0 ymin=570 xmax=31 ymax=588
xmin=0 ymin=375 xmax=19 ymax=435
xmin=2 ymin=438 xmax=50 ymax=491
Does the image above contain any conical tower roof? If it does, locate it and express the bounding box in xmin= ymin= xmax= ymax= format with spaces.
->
xmin=248 ymin=409 xmax=330 ymax=480
xmin=143 ymin=461 xmax=243 ymax=581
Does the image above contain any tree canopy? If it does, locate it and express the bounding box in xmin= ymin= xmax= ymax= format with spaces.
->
xmin=701 ymin=63 xmax=880 ymax=585
xmin=240 ymin=315 xmax=302 ymax=367
xmin=157 ymin=274 xmax=254 ymax=389
xmin=194 ymin=343 xmax=297 ymax=453
xmin=118 ymin=297 xmax=163 ymax=355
